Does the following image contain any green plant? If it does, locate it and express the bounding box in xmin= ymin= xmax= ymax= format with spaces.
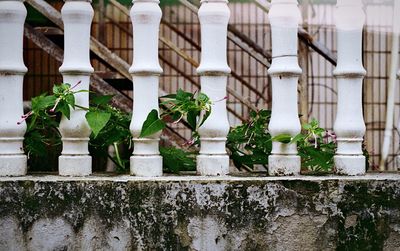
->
xmin=138 ymin=88 xmax=212 ymax=172
xmin=160 ymin=146 xmax=196 ymax=173
xmin=22 ymin=85 xmax=204 ymax=173
xmin=292 ymin=119 xmax=336 ymax=172
xmin=270 ymin=118 xmax=337 ymax=172
xmin=21 ymin=83 xmax=120 ymax=171
xmin=21 ymin=83 xmax=84 ymax=171
xmin=227 ymin=110 xmax=338 ymax=173
xmin=22 ymin=83 xmax=351 ymax=175
xmin=133 ymin=88 xmax=215 ymax=173
xmin=20 ymin=82 xmax=112 ymax=131
xmin=23 ymin=94 xmax=62 ymax=172
xmin=88 ymin=95 xmax=132 ymax=171
xmin=140 ymin=89 xmax=212 ymax=143
xmin=226 ymin=110 xmax=272 ymax=171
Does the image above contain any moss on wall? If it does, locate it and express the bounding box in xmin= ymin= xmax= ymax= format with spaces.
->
xmin=0 ymin=176 xmax=400 ymax=250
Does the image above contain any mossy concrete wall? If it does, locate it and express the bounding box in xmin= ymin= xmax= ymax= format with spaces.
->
xmin=0 ymin=174 xmax=400 ymax=250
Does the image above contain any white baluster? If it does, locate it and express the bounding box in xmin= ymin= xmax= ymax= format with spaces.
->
xmin=129 ymin=0 xmax=163 ymax=177
xmin=381 ymin=0 xmax=400 ymax=171
xmin=267 ymin=0 xmax=302 ymax=176
xmin=397 ymin=69 xmax=400 ymax=170
xmin=334 ymin=0 xmax=366 ymax=175
xmin=58 ymin=0 xmax=94 ymax=176
xmin=196 ymin=0 xmax=231 ymax=176
xmin=106 ymin=145 xmax=117 ymax=172
xmin=0 ymin=0 xmax=27 ymax=176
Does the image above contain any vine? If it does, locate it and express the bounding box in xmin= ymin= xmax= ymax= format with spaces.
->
xmin=21 ymin=83 xmax=367 ymax=174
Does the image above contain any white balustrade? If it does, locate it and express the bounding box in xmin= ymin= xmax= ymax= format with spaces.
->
xmin=381 ymin=0 xmax=400 ymax=171
xmin=58 ymin=0 xmax=94 ymax=176
xmin=106 ymin=145 xmax=117 ymax=172
xmin=267 ymin=0 xmax=302 ymax=176
xmin=333 ymin=0 xmax=366 ymax=176
xmin=129 ymin=0 xmax=163 ymax=177
xmin=196 ymin=0 xmax=231 ymax=176
xmin=0 ymin=0 xmax=375 ymax=177
xmin=397 ymin=69 xmax=400 ymax=170
xmin=0 ymin=0 xmax=28 ymax=176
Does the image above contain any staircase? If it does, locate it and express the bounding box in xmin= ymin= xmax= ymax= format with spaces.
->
xmin=23 ymin=0 xmax=337 ymax=152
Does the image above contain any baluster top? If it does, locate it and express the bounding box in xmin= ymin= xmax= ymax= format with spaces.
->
xmin=270 ymin=0 xmax=298 ymax=4
xmin=337 ymin=0 xmax=363 ymax=7
xmin=132 ymin=0 xmax=160 ymax=3
xmin=64 ymin=0 xmax=92 ymax=2
xmin=335 ymin=0 xmax=365 ymax=30
xmin=200 ymin=0 xmax=229 ymax=3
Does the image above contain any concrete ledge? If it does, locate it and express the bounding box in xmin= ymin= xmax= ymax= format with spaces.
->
xmin=0 ymin=174 xmax=400 ymax=250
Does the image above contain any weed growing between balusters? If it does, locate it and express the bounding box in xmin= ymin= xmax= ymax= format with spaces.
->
xmin=20 ymin=82 xmax=132 ymax=172
xmin=21 ymin=83 xmax=368 ymax=174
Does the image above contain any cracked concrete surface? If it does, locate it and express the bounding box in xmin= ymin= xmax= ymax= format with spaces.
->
xmin=0 ymin=174 xmax=399 ymax=250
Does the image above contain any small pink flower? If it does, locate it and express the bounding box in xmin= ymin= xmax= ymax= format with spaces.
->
xmin=17 ymin=111 xmax=33 ymax=125
xmin=21 ymin=111 xmax=33 ymax=119
xmin=214 ymin=96 xmax=228 ymax=103
xmin=50 ymin=97 xmax=61 ymax=113
xmin=324 ymin=130 xmax=337 ymax=144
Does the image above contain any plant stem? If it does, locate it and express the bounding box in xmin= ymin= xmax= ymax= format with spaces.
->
xmin=113 ymin=142 xmax=124 ymax=168
xmin=74 ymin=104 xmax=89 ymax=111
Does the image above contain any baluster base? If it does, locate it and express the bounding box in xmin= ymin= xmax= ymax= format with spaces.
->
xmin=197 ymin=155 xmax=229 ymax=176
xmin=130 ymin=155 xmax=162 ymax=177
xmin=0 ymin=155 xmax=27 ymax=176
xmin=268 ymin=155 xmax=300 ymax=176
xmin=59 ymin=155 xmax=92 ymax=176
xmin=334 ymin=155 xmax=365 ymax=175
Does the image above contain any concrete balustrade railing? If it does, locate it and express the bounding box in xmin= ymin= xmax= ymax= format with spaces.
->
xmin=129 ymin=0 xmax=163 ymax=177
xmin=333 ymin=0 xmax=366 ymax=176
xmin=397 ymin=69 xmax=400 ymax=170
xmin=0 ymin=0 xmax=28 ymax=176
xmin=196 ymin=0 xmax=231 ymax=176
xmin=267 ymin=0 xmax=302 ymax=176
xmin=0 ymin=0 xmax=375 ymax=177
xmin=58 ymin=0 xmax=94 ymax=176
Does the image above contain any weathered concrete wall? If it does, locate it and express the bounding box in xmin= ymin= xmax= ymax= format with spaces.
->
xmin=0 ymin=174 xmax=400 ymax=251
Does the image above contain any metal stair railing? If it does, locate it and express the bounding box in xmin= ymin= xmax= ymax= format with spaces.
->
xmin=23 ymin=1 xmax=188 ymax=147
xmin=108 ymin=0 xmax=260 ymax=116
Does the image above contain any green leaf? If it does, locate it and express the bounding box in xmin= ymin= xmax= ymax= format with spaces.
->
xmin=56 ymin=101 xmax=71 ymax=119
xmin=26 ymin=114 xmax=38 ymax=132
xmin=32 ymin=95 xmax=57 ymax=112
xmin=85 ymin=111 xmax=111 ymax=138
xmin=171 ymin=112 xmax=182 ymax=122
xmin=199 ymin=109 xmax=211 ymax=127
xmin=197 ymin=93 xmax=210 ymax=104
xmin=302 ymin=123 xmax=312 ymax=130
xmin=160 ymin=146 xmax=196 ymax=173
xmin=272 ymin=134 xmax=292 ymax=144
xmin=65 ymin=94 xmax=75 ymax=108
xmin=187 ymin=110 xmax=198 ymax=130
xmin=310 ymin=118 xmax=319 ymax=128
xmin=176 ymin=89 xmax=193 ymax=101
xmin=290 ymin=134 xmax=304 ymax=144
xmin=53 ymin=83 xmax=70 ymax=95
xmin=315 ymin=128 xmax=326 ymax=135
xmin=91 ymin=95 xmax=114 ymax=106
xmin=258 ymin=110 xmax=271 ymax=118
xmin=140 ymin=109 xmax=166 ymax=138
xmin=160 ymin=94 xmax=177 ymax=99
